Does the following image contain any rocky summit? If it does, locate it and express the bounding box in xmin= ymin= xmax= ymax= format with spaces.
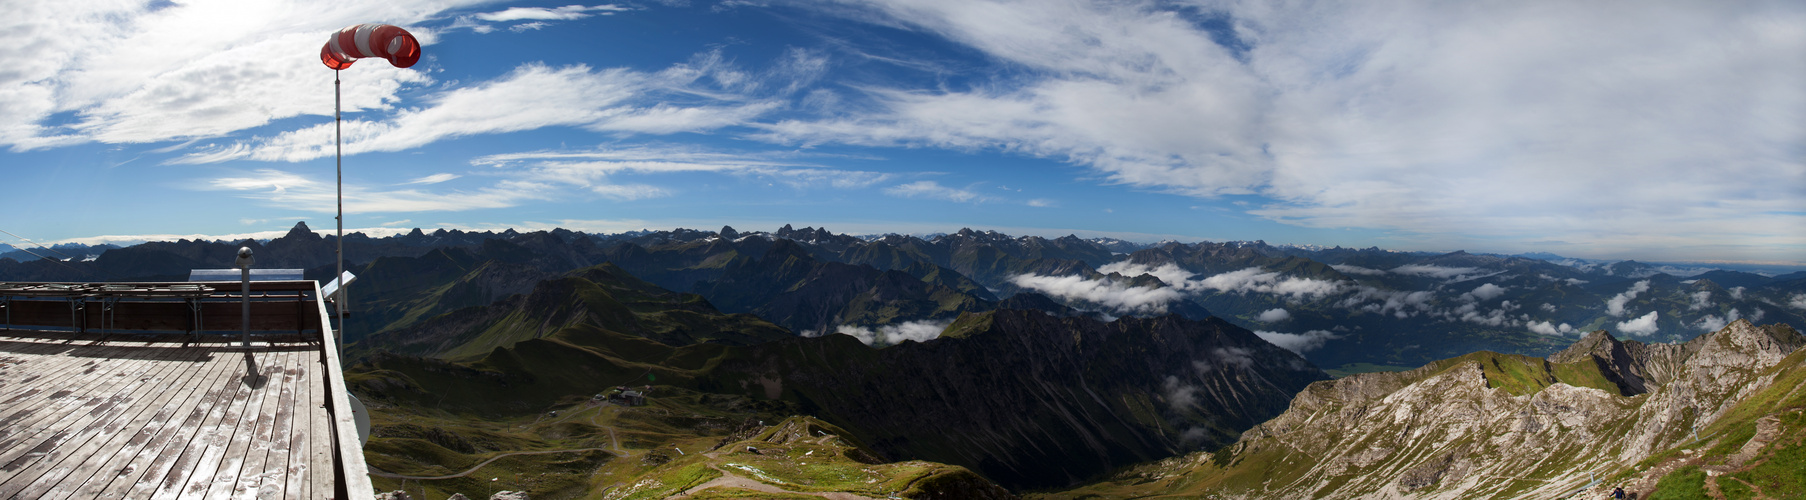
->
xmin=1043 ymin=319 xmax=1806 ymax=499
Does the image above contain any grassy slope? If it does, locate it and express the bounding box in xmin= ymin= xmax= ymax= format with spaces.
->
xmin=353 ymin=320 xmax=1008 ymax=498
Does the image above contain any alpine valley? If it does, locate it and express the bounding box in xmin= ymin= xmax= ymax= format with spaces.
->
xmin=5 ymin=223 xmax=1804 ymax=499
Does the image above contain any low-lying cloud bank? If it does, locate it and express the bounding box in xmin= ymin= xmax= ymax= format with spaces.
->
xmin=804 ymin=319 xmax=953 ymax=346
xmin=1606 ymin=280 xmax=1651 ymax=317
xmin=1009 ymin=273 xmax=1182 ymax=314
xmin=1616 ymin=311 xmax=1660 ymax=336
xmin=1254 ymin=329 xmax=1341 ymax=354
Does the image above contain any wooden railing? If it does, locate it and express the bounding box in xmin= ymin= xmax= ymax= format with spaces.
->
xmin=0 ymin=280 xmax=327 ymax=340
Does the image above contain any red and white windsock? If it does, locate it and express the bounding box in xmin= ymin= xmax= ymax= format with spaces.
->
xmin=320 ymin=23 xmax=421 ymax=70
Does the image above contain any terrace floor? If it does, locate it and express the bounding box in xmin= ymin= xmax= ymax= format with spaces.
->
xmin=0 ymin=331 xmax=349 ymax=499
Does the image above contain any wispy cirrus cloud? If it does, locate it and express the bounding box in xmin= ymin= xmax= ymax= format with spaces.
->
xmin=175 ymin=48 xmax=824 ymax=165
xmin=0 ymin=0 xmax=464 ymax=151
xmin=448 ymin=4 xmax=634 ymax=34
xmin=477 ymin=4 xmax=631 ymax=22
xmin=882 ymin=180 xmax=993 ymax=203
xmin=764 ymin=0 xmax=1806 ymax=261
xmin=204 ymin=168 xmax=549 ymax=214
xmin=402 ymin=173 xmax=461 ymax=185
xmin=472 ymin=145 xmax=893 ymax=194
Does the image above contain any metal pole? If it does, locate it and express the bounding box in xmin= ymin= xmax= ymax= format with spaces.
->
xmin=241 ymin=266 xmax=251 ymax=347
xmin=335 ymin=69 xmax=345 ymax=355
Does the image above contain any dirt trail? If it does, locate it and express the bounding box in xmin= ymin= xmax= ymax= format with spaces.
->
xmin=368 ymin=448 xmax=614 ymax=480
xmin=667 ymin=465 xmax=878 ymax=500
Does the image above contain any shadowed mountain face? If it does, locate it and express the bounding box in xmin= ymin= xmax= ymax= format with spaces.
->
xmin=699 ymin=310 xmax=1329 ymax=490
xmin=349 ymin=262 xmax=791 ymax=361
xmin=694 ymin=239 xmax=1001 ymax=335
xmin=347 ymin=264 xmax=1325 ymax=491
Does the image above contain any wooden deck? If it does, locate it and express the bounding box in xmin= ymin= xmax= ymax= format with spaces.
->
xmin=0 ymin=282 xmax=371 ymax=499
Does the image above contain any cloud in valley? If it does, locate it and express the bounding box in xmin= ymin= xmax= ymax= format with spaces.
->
xmin=1009 ymin=274 xmax=1183 ymax=314
xmin=1255 ymin=330 xmax=1341 ymax=354
xmin=1198 ymin=268 xmax=1343 ymax=300
xmin=1527 ymin=321 xmax=1575 ymax=336
xmin=830 ymin=319 xmax=953 ymax=346
xmin=1465 ymin=283 xmax=1508 ymax=301
xmin=1689 ymin=290 xmax=1714 ymax=311
xmin=1258 ymin=308 xmax=1292 ymax=323
xmin=1330 ymin=264 xmax=1387 ymax=276
xmin=1616 ymin=311 xmax=1660 ymax=336
xmin=1606 ymin=280 xmax=1652 ymax=317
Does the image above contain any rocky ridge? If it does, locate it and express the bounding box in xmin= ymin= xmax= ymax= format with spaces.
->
xmin=1043 ymin=319 xmax=1804 ymax=499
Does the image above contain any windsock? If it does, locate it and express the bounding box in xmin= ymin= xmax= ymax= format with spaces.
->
xmin=320 ymin=24 xmax=421 ymax=70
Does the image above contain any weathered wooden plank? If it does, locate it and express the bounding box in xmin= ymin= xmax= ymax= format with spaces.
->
xmin=253 ymin=346 xmax=301 ymax=500
xmin=307 ymin=345 xmax=332 ymax=500
xmin=0 ymin=343 xmax=146 ymax=466
xmin=88 ymin=346 xmax=238 ymax=499
xmin=0 ymin=341 xmax=131 ymax=411
xmin=0 ymin=342 xmax=208 ymax=498
xmin=116 ymin=349 xmax=245 ymax=500
xmin=0 ymin=338 xmax=87 ymax=393
xmin=284 ymin=347 xmax=314 ymax=500
xmin=34 ymin=345 xmax=217 ymax=500
xmin=154 ymin=348 xmax=264 ymax=500
xmin=203 ymin=347 xmax=290 ymax=499
xmin=0 ymin=348 xmax=164 ymax=493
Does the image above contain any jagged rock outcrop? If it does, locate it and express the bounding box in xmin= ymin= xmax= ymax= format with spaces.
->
xmin=1072 ymin=319 xmax=1803 ymax=499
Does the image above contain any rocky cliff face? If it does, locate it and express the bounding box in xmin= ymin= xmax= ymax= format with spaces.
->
xmin=1048 ymin=319 xmax=1804 ymax=499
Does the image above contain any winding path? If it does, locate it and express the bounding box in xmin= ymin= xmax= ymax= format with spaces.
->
xmin=368 ymin=447 xmax=615 ymax=481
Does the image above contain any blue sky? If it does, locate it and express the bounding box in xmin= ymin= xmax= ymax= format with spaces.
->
xmin=2 ymin=0 xmax=1802 ymax=264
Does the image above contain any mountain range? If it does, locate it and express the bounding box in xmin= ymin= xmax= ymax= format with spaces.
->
xmin=6 ymin=222 xmax=1804 ymax=498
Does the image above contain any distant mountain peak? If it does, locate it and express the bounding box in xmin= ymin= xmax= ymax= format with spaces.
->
xmin=283 ymin=221 xmax=321 ymax=241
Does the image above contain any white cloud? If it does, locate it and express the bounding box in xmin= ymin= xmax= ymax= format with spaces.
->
xmin=1616 ymin=311 xmax=1660 ymax=337
xmin=1527 ymin=321 xmax=1575 ymax=336
xmin=179 ymin=61 xmax=781 ymax=163
xmin=0 ymin=1 xmax=459 ymax=150
xmin=589 ymin=184 xmax=669 ymax=200
xmin=204 ymin=168 xmax=546 ymax=213
xmin=1213 ymin=346 xmax=1255 ymax=368
xmin=1026 ymin=198 xmax=1056 ymax=208
xmin=1257 ymin=308 xmax=1291 ymax=323
xmin=402 ymin=173 xmax=461 ymax=185
xmin=1695 ymin=308 xmax=1741 ymax=332
xmin=882 ymin=181 xmax=993 ymax=203
xmin=1729 ymin=286 xmax=1745 ymax=300
xmin=1458 ymin=300 xmax=1520 ymax=327
xmin=1330 ymin=264 xmax=1387 ymax=276
xmin=834 ymin=319 xmax=952 ymax=346
xmin=1162 ymin=376 xmax=1200 ymax=408
xmin=1790 ymin=294 xmax=1806 ymax=310
xmin=1466 ymin=283 xmax=1508 ymax=301
xmin=473 ymin=146 xmax=892 ymax=190
xmin=1198 ymin=267 xmax=1344 ymax=300
xmin=1009 ymin=273 xmax=1182 ymax=315
xmin=474 ymin=4 xmax=631 ymax=22
xmin=1255 ymin=330 xmax=1340 ymax=354
xmin=1540 ymin=303 xmax=1557 ymax=312
xmin=1390 ymin=265 xmax=1502 ymax=282
xmin=777 ymin=0 xmax=1806 ymax=262
xmin=1606 ymin=280 xmax=1651 ymax=317
xmin=1688 ymin=290 xmax=1714 ymax=311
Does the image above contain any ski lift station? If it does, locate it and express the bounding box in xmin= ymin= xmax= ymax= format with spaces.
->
xmin=0 ymin=265 xmax=373 ymax=498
